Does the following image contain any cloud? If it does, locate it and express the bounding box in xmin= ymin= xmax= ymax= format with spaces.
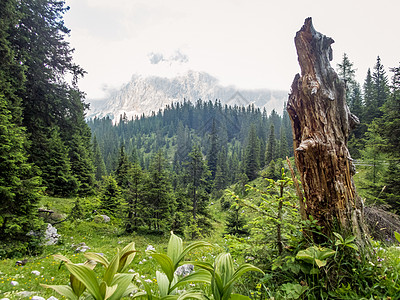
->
xmin=148 ymin=52 xmax=165 ymax=64
xmin=147 ymin=50 xmax=189 ymax=65
xmin=170 ymin=50 xmax=189 ymax=63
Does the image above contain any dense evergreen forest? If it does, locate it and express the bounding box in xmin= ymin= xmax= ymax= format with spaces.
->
xmin=2 ymin=0 xmax=400 ymax=298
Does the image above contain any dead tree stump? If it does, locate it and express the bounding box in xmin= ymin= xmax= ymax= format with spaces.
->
xmin=287 ymin=18 xmax=368 ymax=245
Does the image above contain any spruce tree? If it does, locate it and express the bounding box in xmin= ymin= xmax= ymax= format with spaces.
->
xmin=115 ymin=146 xmax=132 ymax=189
xmin=372 ymin=56 xmax=389 ymax=113
xmin=0 ymin=0 xmax=42 ymax=255
xmin=99 ymin=175 xmax=123 ymax=217
xmin=337 ymin=53 xmax=356 ymax=103
xmin=378 ymin=64 xmax=400 ymax=208
xmin=183 ymin=145 xmax=212 ymax=235
xmin=265 ymin=124 xmax=277 ymax=165
xmin=244 ymin=124 xmax=260 ymax=181
xmin=10 ymin=0 xmax=95 ymax=195
xmin=207 ymin=119 xmax=219 ymax=179
xmin=125 ymin=163 xmax=144 ymax=232
xmin=68 ymin=133 xmax=95 ymax=196
xmin=40 ymin=126 xmax=78 ymax=196
xmin=0 ymin=94 xmax=43 ymax=250
xmin=278 ymin=123 xmax=288 ymax=159
xmin=363 ymin=69 xmax=375 ymax=124
xmin=145 ymin=150 xmax=176 ymax=231
xmin=93 ymin=135 xmax=107 ymax=181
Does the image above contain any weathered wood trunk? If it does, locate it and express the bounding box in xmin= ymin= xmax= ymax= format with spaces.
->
xmin=287 ymin=18 xmax=368 ymax=245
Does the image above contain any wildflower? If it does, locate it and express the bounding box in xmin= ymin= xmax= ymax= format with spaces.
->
xmin=128 ymin=269 xmax=135 ymax=273
xmin=146 ymin=245 xmax=155 ymax=251
xmin=145 ymin=279 xmax=152 ymax=283
xmin=11 ymin=280 xmax=19 ymax=286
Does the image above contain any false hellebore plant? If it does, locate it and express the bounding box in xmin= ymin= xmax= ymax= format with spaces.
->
xmin=41 ymin=242 xmax=138 ymax=300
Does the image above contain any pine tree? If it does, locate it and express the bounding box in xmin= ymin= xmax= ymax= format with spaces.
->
xmin=40 ymin=127 xmax=78 ymax=196
xmin=0 ymin=0 xmax=42 ymax=254
xmin=265 ymin=124 xmax=277 ymax=165
xmin=183 ymin=145 xmax=212 ymax=236
xmin=115 ymin=146 xmax=132 ymax=189
xmin=372 ymin=56 xmax=389 ymax=113
xmin=244 ymin=124 xmax=260 ymax=181
xmin=125 ymin=163 xmax=144 ymax=232
xmin=68 ymin=133 xmax=95 ymax=196
xmin=278 ymin=123 xmax=288 ymax=159
xmin=207 ymin=119 xmax=219 ymax=179
xmin=10 ymin=0 xmax=95 ymax=195
xmin=0 ymin=94 xmax=43 ymax=249
xmin=363 ymin=69 xmax=375 ymax=124
xmin=378 ymin=64 xmax=400 ymax=209
xmin=337 ymin=53 xmax=356 ymax=103
xmin=99 ymin=175 xmax=123 ymax=217
xmin=92 ymin=135 xmax=106 ymax=181
xmin=225 ymin=199 xmax=249 ymax=237
xmin=378 ymin=64 xmax=400 ymax=156
xmin=145 ymin=150 xmax=176 ymax=231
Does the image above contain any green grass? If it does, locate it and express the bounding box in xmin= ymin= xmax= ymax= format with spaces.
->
xmin=0 ymin=196 xmax=227 ymax=299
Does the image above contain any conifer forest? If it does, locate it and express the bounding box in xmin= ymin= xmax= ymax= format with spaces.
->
xmin=1 ymin=1 xmax=400 ymax=299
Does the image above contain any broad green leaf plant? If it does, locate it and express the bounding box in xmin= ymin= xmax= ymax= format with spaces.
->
xmin=135 ymin=231 xmax=213 ymax=300
xmin=191 ymin=252 xmax=264 ymax=300
xmin=41 ymin=242 xmax=138 ymax=300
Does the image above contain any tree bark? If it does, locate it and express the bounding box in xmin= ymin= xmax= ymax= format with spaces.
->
xmin=287 ymin=18 xmax=368 ymax=245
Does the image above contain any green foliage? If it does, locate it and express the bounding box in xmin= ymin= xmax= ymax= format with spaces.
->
xmin=42 ymin=242 xmax=138 ymax=299
xmin=192 ymin=252 xmax=264 ymax=300
xmin=99 ymin=176 xmax=123 ymax=217
xmin=226 ymin=169 xmax=300 ymax=264
xmin=244 ymin=124 xmax=260 ymax=181
xmin=0 ymin=94 xmax=43 ymax=255
xmin=139 ymin=232 xmax=213 ymax=299
xmin=296 ymin=246 xmax=335 ymax=269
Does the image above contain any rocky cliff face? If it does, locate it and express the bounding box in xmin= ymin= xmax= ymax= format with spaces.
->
xmin=87 ymin=70 xmax=287 ymax=121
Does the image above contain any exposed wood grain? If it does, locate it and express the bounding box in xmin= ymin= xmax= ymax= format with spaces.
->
xmin=287 ymin=18 xmax=368 ymax=245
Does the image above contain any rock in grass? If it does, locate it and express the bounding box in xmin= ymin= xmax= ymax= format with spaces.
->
xmin=16 ymin=291 xmax=35 ymax=298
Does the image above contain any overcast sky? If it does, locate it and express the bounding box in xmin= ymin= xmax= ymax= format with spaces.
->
xmin=64 ymin=0 xmax=400 ymax=101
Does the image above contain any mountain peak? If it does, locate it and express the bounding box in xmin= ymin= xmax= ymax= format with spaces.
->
xmin=87 ymin=70 xmax=287 ymax=121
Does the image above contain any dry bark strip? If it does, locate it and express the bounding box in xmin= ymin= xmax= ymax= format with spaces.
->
xmin=287 ymin=18 xmax=368 ymax=245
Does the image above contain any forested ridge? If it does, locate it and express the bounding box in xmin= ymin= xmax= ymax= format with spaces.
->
xmin=2 ymin=1 xmax=400 ymax=299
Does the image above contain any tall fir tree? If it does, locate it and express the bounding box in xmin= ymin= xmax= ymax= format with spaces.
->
xmin=99 ymin=175 xmax=122 ymax=217
xmin=40 ymin=126 xmax=78 ymax=196
xmin=183 ymin=145 xmax=212 ymax=235
xmin=92 ymin=135 xmax=107 ymax=181
xmin=115 ymin=146 xmax=132 ymax=189
xmin=378 ymin=64 xmax=400 ymax=209
xmin=265 ymin=124 xmax=277 ymax=165
xmin=125 ymin=163 xmax=144 ymax=232
xmin=372 ymin=56 xmax=389 ymax=114
xmin=337 ymin=53 xmax=356 ymax=103
xmin=9 ymin=0 xmax=95 ymax=194
xmin=145 ymin=150 xmax=176 ymax=231
xmin=244 ymin=124 xmax=260 ymax=181
xmin=207 ymin=119 xmax=219 ymax=179
xmin=0 ymin=0 xmax=42 ymax=255
xmin=363 ymin=68 xmax=375 ymax=124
